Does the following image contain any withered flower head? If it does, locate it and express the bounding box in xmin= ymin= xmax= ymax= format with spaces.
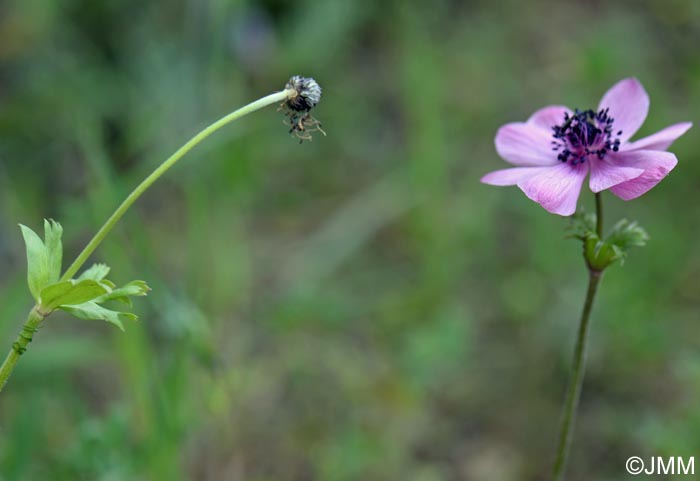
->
xmin=284 ymin=75 xmax=322 ymax=112
xmin=281 ymin=75 xmax=325 ymax=143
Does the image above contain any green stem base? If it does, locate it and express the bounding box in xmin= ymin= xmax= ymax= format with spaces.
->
xmin=0 ymin=306 xmax=46 ymax=392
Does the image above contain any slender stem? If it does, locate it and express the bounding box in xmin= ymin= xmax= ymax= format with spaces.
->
xmin=0 ymin=306 xmax=46 ymax=392
xmin=61 ymin=89 xmax=293 ymax=281
xmin=551 ymin=269 xmax=602 ymax=480
xmin=0 ymin=88 xmax=293 ymax=393
xmin=595 ymin=192 xmax=603 ymax=238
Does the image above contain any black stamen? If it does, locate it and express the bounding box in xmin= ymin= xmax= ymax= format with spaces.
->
xmin=551 ymin=108 xmax=622 ymax=165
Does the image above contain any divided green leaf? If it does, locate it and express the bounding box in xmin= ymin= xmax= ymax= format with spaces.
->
xmin=59 ymin=302 xmax=138 ymax=332
xmin=19 ymin=220 xmax=63 ymax=300
xmin=605 ymin=219 xmax=649 ymax=265
xmin=44 ymin=219 xmax=63 ymax=284
xmin=567 ymin=212 xmax=597 ymax=241
xmin=607 ymin=219 xmax=649 ymax=250
xmin=55 ymin=264 xmax=152 ymax=330
xmin=77 ymin=263 xmax=111 ymax=282
xmin=95 ymin=280 xmax=150 ymax=307
xmin=39 ymin=279 xmax=108 ymax=312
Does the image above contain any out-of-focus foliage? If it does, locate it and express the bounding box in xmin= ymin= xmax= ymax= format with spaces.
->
xmin=1 ymin=0 xmax=699 ymax=480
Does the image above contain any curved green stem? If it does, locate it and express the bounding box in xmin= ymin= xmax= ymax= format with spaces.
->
xmin=0 ymin=87 xmax=293 ymax=393
xmin=61 ymin=88 xmax=293 ymax=280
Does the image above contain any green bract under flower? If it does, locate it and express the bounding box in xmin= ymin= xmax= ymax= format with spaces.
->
xmin=569 ymin=213 xmax=649 ymax=271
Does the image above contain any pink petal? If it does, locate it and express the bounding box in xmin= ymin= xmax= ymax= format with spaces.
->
xmin=527 ymin=105 xmax=572 ymax=130
xmin=624 ymin=122 xmax=692 ymax=151
xmin=608 ymin=150 xmax=678 ymax=200
xmin=598 ymin=78 xmax=650 ymax=144
xmin=481 ymin=167 xmax=550 ymax=186
xmin=589 ymin=159 xmax=644 ymax=193
xmin=495 ymin=122 xmax=560 ymax=167
xmin=517 ymin=163 xmax=588 ymax=216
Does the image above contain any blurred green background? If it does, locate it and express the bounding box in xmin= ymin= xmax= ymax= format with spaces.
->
xmin=1 ymin=0 xmax=699 ymax=480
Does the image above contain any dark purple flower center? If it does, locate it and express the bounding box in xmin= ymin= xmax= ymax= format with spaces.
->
xmin=551 ymin=108 xmax=621 ymax=165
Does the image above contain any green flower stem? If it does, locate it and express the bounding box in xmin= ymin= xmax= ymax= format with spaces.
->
xmin=62 ymin=88 xmax=293 ymax=280
xmin=551 ymin=193 xmax=605 ymax=481
xmin=0 ymin=306 xmax=46 ymax=392
xmin=0 ymin=88 xmax=293 ymax=393
xmin=551 ymin=270 xmax=601 ymax=480
xmin=595 ymin=192 xmax=603 ymax=237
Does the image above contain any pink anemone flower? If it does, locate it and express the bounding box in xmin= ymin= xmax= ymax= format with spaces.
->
xmin=481 ymin=78 xmax=692 ymax=216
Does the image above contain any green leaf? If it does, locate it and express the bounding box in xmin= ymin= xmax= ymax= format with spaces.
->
xmin=59 ymin=302 xmax=138 ymax=332
xmin=19 ymin=221 xmax=63 ymax=301
xmin=39 ymin=280 xmax=109 ymax=312
xmin=567 ymin=211 xmax=597 ymax=241
xmin=96 ymin=280 xmax=150 ymax=306
xmin=605 ymin=219 xmax=649 ymax=265
xmin=44 ymin=219 xmax=63 ymax=285
xmin=607 ymin=219 xmax=649 ymax=249
xmin=77 ymin=263 xmax=111 ymax=282
xmin=19 ymin=224 xmax=46 ymax=300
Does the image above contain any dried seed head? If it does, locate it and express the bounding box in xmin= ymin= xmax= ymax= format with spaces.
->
xmin=284 ymin=76 xmax=322 ymax=112
xmin=279 ymin=75 xmax=325 ymax=143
